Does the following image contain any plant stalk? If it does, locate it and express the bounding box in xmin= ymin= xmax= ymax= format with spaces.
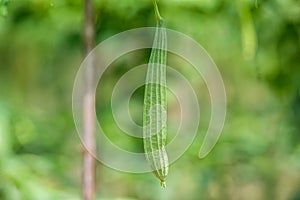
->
xmin=82 ymin=0 xmax=96 ymax=199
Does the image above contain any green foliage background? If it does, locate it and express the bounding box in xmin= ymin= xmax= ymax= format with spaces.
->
xmin=0 ymin=0 xmax=300 ymax=199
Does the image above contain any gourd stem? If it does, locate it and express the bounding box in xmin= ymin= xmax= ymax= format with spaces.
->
xmin=153 ymin=0 xmax=163 ymax=22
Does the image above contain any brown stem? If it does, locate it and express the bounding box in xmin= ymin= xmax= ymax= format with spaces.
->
xmin=82 ymin=0 xmax=96 ymax=199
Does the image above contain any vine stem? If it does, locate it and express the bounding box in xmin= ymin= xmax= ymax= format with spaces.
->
xmin=153 ymin=0 xmax=163 ymax=22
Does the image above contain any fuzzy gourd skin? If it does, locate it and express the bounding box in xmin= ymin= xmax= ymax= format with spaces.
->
xmin=143 ymin=18 xmax=169 ymax=188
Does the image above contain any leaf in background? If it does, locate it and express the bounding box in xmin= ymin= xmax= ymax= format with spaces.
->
xmin=236 ymin=0 xmax=257 ymax=60
xmin=0 ymin=0 xmax=9 ymax=17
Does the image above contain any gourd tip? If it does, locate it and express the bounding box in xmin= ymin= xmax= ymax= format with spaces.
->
xmin=160 ymin=180 xmax=166 ymax=188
